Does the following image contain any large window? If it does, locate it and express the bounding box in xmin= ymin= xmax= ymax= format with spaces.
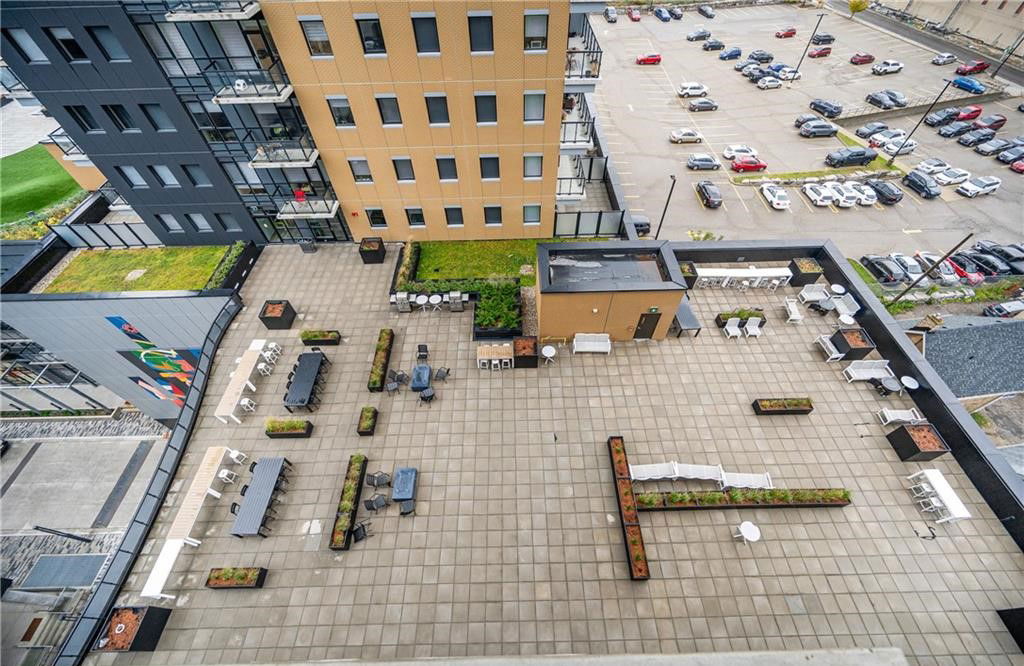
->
xmin=300 ymin=19 xmax=332 ymax=56
xmin=87 ymin=26 xmax=129 ymax=61
xmin=183 ymin=164 xmax=211 ymax=187
xmin=524 ymin=92 xmax=545 ymax=122
xmin=46 ymin=27 xmax=88 ymax=62
xmin=436 ymin=156 xmax=458 ymax=181
xmin=405 ymin=208 xmax=426 ymax=228
xmin=412 ymin=15 xmax=440 ymax=54
xmin=140 ymin=103 xmax=174 ymax=131
xmin=327 ymin=97 xmax=355 ymax=127
xmin=3 ymin=28 xmax=49 ymax=63
xmin=484 ymin=205 xmax=502 ymax=226
xmin=445 ymin=206 xmax=463 ymax=227
xmin=186 ymin=213 xmax=213 ymax=232
xmin=156 ymin=214 xmax=183 ymax=233
xmin=356 ymin=17 xmax=386 ymax=54
xmin=149 ymin=165 xmax=180 ymax=187
xmin=474 ymin=93 xmax=497 ymax=124
xmin=480 ymin=155 xmax=500 ymax=180
xmin=376 ymin=96 xmax=402 ymax=125
xmin=523 ymin=204 xmax=541 ymax=226
xmin=103 ymin=104 xmax=138 ymax=132
xmin=468 ymin=14 xmax=493 ymax=53
xmin=116 ymin=165 xmax=148 ymax=188
xmin=349 ymin=158 xmax=373 ymax=183
xmin=523 ymin=154 xmax=543 ymax=179
xmin=217 ymin=213 xmax=242 ymax=232
xmin=366 ymin=208 xmax=387 ymax=228
xmin=65 ymin=105 xmax=101 ymax=133
xmin=524 ymin=13 xmax=548 ymax=50
xmin=425 ymin=94 xmax=449 ymax=125
xmin=393 ymin=158 xmax=415 ymax=182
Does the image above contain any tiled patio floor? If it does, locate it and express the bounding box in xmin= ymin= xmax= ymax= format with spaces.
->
xmin=90 ymin=245 xmax=1024 ymax=666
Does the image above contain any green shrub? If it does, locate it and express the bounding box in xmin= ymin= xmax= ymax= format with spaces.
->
xmin=697 ymin=491 xmax=726 ymax=506
xmin=667 ymin=491 xmax=692 ymax=505
xmin=300 ymin=329 xmax=340 ymax=341
xmin=331 ymin=454 xmax=367 ymax=547
xmin=637 ymin=493 xmax=662 ymax=508
xmin=358 ymin=406 xmax=377 ymax=431
xmin=395 ymin=242 xmax=421 ymax=288
xmin=368 ymin=329 xmax=394 ymax=390
xmin=204 ymin=241 xmax=247 ymax=290
xmin=264 ymin=418 xmax=308 ymax=433
xmin=719 ymin=308 xmax=763 ymax=321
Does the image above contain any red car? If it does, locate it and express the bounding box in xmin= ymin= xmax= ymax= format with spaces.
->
xmin=635 ymin=53 xmax=662 ymax=65
xmin=850 ymin=52 xmax=875 ymax=65
xmin=775 ymin=27 xmax=796 ymax=38
xmin=1011 ymin=160 xmax=1024 ymax=174
xmin=972 ymin=114 xmax=1007 ymax=130
xmin=947 ymin=256 xmax=985 ymax=285
xmin=731 ymin=156 xmax=767 ymax=172
xmin=956 ymin=60 xmax=989 ymax=75
xmin=956 ymin=104 xmax=983 ymax=121
xmin=627 ymin=7 xmax=641 ymax=21
xmin=808 ymin=47 xmax=831 ymax=58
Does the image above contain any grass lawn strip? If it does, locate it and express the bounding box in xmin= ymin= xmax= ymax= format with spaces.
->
xmin=0 ymin=145 xmax=82 ymax=225
xmin=44 ymin=246 xmax=228 ymax=293
xmin=415 ymin=238 xmax=602 ymax=287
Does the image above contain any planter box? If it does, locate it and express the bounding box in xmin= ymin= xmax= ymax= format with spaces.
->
xmin=205 ymin=567 xmax=267 ymax=589
xmin=887 ymin=423 xmax=950 ymax=462
xmin=359 ymin=237 xmax=386 ymax=264
xmin=93 ymin=606 xmax=171 ymax=652
xmin=788 ymin=258 xmax=823 ymax=287
xmin=513 ymin=336 xmax=539 ymax=368
xmin=606 ymin=436 xmax=649 ymax=581
xmin=714 ymin=310 xmax=767 ymax=328
xmin=367 ymin=329 xmax=394 ymax=392
xmin=636 ymin=490 xmax=851 ymax=511
xmin=259 ymin=300 xmax=296 ymax=330
xmin=751 ymin=399 xmax=814 ymax=415
xmin=329 ymin=455 xmax=368 ymax=551
xmin=357 ymin=408 xmax=377 ymax=437
xmin=265 ymin=421 xmax=313 ymax=438
xmin=301 ymin=331 xmax=341 ymax=346
xmin=829 ymin=328 xmax=876 ymax=361
xmin=679 ymin=261 xmax=698 ymax=289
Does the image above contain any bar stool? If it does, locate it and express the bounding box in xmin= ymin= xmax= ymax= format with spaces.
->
xmin=239 ymin=398 xmax=256 ymax=413
xmin=918 ymin=497 xmax=944 ymax=513
xmin=228 ymin=449 xmax=247 ymax=465
xmin=266 ymin=342 xmax=283 ymax=355
xmin=766 ymin=279 xmax=781 ymax=293
xmin=256 ymin=362 xmax=272 ymax=377
xmin=909 ymin=482 xmax=934 ymax=499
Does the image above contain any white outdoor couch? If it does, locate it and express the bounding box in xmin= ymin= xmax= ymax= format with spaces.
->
xmin=833 ymin=293 xmax=861 ymax=317
xmin=783 ymin=297 xmax=803 ymax=323
xmin=878 ymin=407 xmax=924 ymax=426
xmin=630 ymin=462 xmax=724 ymax=483
xmin=842 ymin=360 xmax=894 ymax=383
xmin=720 ymin=472 xmax=773 ymax=490
xmin=573 ymin=333 xmax=611 ymax=354
xmin=813 ymin=334 xmax=844 ymax=362
xmin=798 ymin=284 xmax=830 ymax=304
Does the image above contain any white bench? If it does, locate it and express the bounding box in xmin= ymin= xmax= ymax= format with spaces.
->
xmin=798 ymin=284 xmax=830 ymax=304
xmin=573 ymin=333 xmax=611 ymax=354
xmin=721 ymin=472 xmax=773 ymax=490
xmin=630 ymin=462 xmax=724 ymax=483
xmin=814 ymin=335 xmax=844 ymax=362
xmin=878 ymin=407 xmax=924 ymax=426
xmin=843 ymin=359 xmax=894 ymax=383
xmin=833 ymin=293 xmax=861 ymax=317
xmin=783 ymin=297 xmax=803 ymax=323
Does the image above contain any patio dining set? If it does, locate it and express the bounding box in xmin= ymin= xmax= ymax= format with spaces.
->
xmin=283 ymin=350 xmax=331 ymax=412
xmin=228 ymin=455 xmax=292 ymax=538
xmin=384 ymin=344 xmax=449 ymax=406
xmin=363 ymin=467 xmax=418 ymax=517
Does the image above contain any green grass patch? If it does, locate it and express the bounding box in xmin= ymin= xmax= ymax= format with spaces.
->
xmin=415 ymin=238 xmax=601 ymax=287
xmin=44 ymin=246 xmax=228 ymax=293
xmin=880 ymin=277 xmax=1024 ymax=315
xmin=847 ymin=258 xmax=878 ymax=285
xmin=971 ymin=411 xmax=990 ymax=428
xmin=0 ymin=145 xmax=83 ymax=225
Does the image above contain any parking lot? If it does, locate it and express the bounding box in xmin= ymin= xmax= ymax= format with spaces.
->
xmin=592 ymin=4 xmax=1023 ymax=257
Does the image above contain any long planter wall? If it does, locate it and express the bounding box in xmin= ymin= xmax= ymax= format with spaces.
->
xmin=607 ymin=436 xmax=650 ymax=581
xmin=330 ymin=456 xmax=368 ymax=551
xmin=636 ymin=491 xmax=851 ymax=511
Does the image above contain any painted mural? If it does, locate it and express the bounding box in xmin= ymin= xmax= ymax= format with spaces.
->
xmin=106 ymin=316 xmax=200 ymax=408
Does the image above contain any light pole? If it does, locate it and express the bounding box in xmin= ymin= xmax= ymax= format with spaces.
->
xmin=794 ymin=13 xmax=827 ymax=76
xmin=889 ymin=233 xmax=973 ymax=305
xmin=885 ymin=78 xmax=953 ymax=167
xmin=992 ymin=32 xmax=1024 ymax=79
xmin=655 ymin=174 xmax=677 ymax=240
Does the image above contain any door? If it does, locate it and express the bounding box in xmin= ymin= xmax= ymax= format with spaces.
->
xmin=634 ymin=313 xmax=661 ymax=339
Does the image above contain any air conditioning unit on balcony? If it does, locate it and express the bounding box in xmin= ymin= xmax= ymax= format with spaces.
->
xmin=233 ymin=78 xmax=251 ymax=93
xmin=528 ymin=39 xmax=545 ymax=49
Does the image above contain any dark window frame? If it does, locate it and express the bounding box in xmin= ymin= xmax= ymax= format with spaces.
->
xmin=65 ymin=105 xmax=103 ymax=133
xmin=480 ymin=155 xmax=500 ymax=180
xmin=483 ymin=205 xmax=502 ymax=226
xmin=366 ymin=208 xmax=387 ymax=228
xmin=102 ymin=104 xmax=139 ymax=133
xmin=349 ymin=158 xmax=373 ymax=183
xmin=3 ymin=28 xmax=50 ymax=63
xmin=474 ymin=93 xmax=497 ymax=124
xmin=436 ymin=157 xmax=458 ymax=181
xmin=468 ymin=15 xmax=494 ymax=53
xmin=45 ymin=26 xmax=89 ymax=62
xmin=356 ymin=17 xmax=386 ymax=55
xmin=299 ymin=19 xmax=333 ymax=56
xmin=412 ymin=16 xmax=440 ymax=54
xmin=327 ymin=97 xmax=355 ymax=127
xmin=86 ymin=26 xmax=130 ymax=62
xmin=405 ymin=207 xmax=426 ymax=227
xmin=425 ymin=94 xmax=450 ymax=124
xmin=376 ymin=96 xmax=402 ymax=126
xmin=444 ymin=206 xmax=464 ymax=226
xmin=393 ymin=158 xmax=416 ymax=182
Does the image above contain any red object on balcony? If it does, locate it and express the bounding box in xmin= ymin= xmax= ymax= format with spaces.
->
xmin=293 ymin=190 xmax=307 ymax=202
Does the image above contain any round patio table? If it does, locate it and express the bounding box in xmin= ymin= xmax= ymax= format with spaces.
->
xmin=415 ymin=294 xmax=428 ymax=309
xmin=428 ymin=294 xmax=443 ymax=311
xmin=878 ymin=377 xmax=902 ymax=396
xmin=737 ymin=521 xmax=761 ymax=543
xmin=837 ymin=314 xmax=856 ymax=326
xmin=830 ymin=284 xmax=847 ymax=295
xmin=900 ymin=376 xmax=920 ymax=392
xmin=541 ymin=345 xmax=557 ymax=364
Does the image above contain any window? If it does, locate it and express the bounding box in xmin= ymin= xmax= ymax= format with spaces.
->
xmin=523 ymin=204 xmax=541 ymax=226
xmin=405 ymin=208 xmax=425 ymax=227
xmin=366 ymin=208 xmax=387 ymax=228
xmin=484 ymin=205 xmax=502 ymax=226
xmin=87 ymin=26 xmax=129 ymax=61
xmin=116 ymin=165 xmax=148 ymax=188
xmin=524 ymin=13 xmax=548 ymax=50
xmin=425 ymin=94 xmax=449 ymax=125
xmin=186 ymin=213 xmax=213 ymax=232
xmin=524 ymin=92 xmax=545 ymax=122
xmin=480 ymin=155 xmax=499 ymax=180
xmin=475 ymin=93 xmax=497 ymax=124
xmin=149 ymin=165 xmax=180 ymax=187
xmin=393 ymin=158 xmax=415 ymax=182
xmin=376 ymin=96 xmax=402 ymax=125
xmin=65 ymin=105 xmax=102 ymax=132
xmin=4 ymin=28 xmax=49 ymax=63
xmin=103 ymin=104 xmax=138 ymax=132
xmin=444 ymin=206 xmax=464 ymax=227
xmin=299 ymin=19 xmax=332 ymax=56
xmin=217 ymin=213 xmax=242 ymax=232
xmin=183 ymin=164 xmax=211 ymax=187
xmin=436 ymin=157 xmax=458 ymax=181
xmin=468 ymin=14 xmax=493 ymax=53
xmin=412 ymin=16 xmax=440 ymax=54
xmin=349 ymin=159 xmax=372 ymax=183
xmin=356 ymin=17 xmax=386 ymax=55
xmin=140 ymin=104 xmax=174 ymax=131
xmin=46 ymin=27 xmax=88 ymax=62
xmin=156 ymin=214 xmax=183 ymax=233
xmin=327 ymin=97 xmax=354 ymax=127
xmin=523 ymin=154 xmax=543 ymax=179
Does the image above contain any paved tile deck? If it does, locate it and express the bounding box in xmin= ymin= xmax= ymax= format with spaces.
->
xmin=90 ymin=245 xmax=1024 ymax=666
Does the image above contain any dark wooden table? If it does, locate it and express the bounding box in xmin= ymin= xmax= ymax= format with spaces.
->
xmin=230 ymin=457 xmax=285 ymax=537
xmin=284 ymin=352 xmax=325 ymax=411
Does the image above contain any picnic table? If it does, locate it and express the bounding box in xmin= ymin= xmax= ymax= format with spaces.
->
xmin=231 ymin=457 xmax=286 ymax=537
xmin=284 ymin=351 xmax=325 ymax=411
xmin=392 ymin=467 xmax=418 ymax=502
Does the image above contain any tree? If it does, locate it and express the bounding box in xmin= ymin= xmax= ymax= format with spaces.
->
xmin=849 ymin=0 xmax=869 ymax=17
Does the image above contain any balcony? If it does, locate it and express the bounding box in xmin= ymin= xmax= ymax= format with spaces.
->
xmin=165 ymin=0 xmax=261 ymax=21
xmin=98 ymin=182 xmax=133 ymax=212
xmin=556 ymin=154 xmax=614 ymax=211
xmin=270 ymin=184 xmax=340 ymax=220
xmin=565 ymin=14 xmax=602 ymax=91
xmin=48 ymin=128 xmax=87 ymax=160
xmin=1 ymin=64 xmax=37 ymax=105
xmin=560 ymin=93 xmax=594 ymax=154
xmin=208 ymin=61 xmax=292 ymax=105
xmin=248 ymin=133 xmax=319 ymax=169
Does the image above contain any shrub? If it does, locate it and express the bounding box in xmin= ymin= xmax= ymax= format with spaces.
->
xmin=697 ymin=491 xmax=726 ymax=506
xmin=719 ymin=308 xmax=763 ymax=321
xmin=637 ymin=493 xmax=661 ymax=508
xmin=331 ymin=454 xmax=366 ymax=548
xmin=204 ymin=241 xmax=246 ymax=290
xmin=368 ymin=329 xmax=394 ymax=390
xmin=395 ymin=242 xmax=421 ymax=288
xmin=300 ymin=329 xmax=340 ymax=341
xmin=667 ymin=491 xmax=692 ymax=505
xmin=265 ymin=418 xmax=308 ymax=433
xmin=358 ymin=406 xmax=376 ymax=431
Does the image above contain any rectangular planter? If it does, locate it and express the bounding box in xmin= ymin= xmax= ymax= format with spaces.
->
xmin=259 ymin=300 xmax=296 ymax=330
xmin=357 ymin=407 xmax=377 ymax=437
xmin=636 ymin=489 xmax=851 ymax=511
xmin=205 ymin=567 xmax=267 ymax=589
xmin=679 ymin=261 xmax=698 ymax=289
xmin=93 ymin=606 xmax=171 ymax=652
xmin=367 ymin=329 xmax=394 ymax=392
xmin=606 ymin=436 xmax=649 ymax=581
xmin=265 ymin=421 xmax=313 ymax=438
xmin=513 ymin=336 xmax=538 ymax=368
xmin=751 ymin=399 xmax=814 ymax=415
xmin=301 ymin=331 xmax=341 ymax=346
xmin=788 ymin=258 xmax=823 ymax=287
xmin=329 ymin=455 xmax=368 ymax=551
xmin=714 ymin=310 xmax=767 ymax=328
xmin=829 ymin=328 xmax=876 ymax=361
xmin=887 ymin=423 xmax=950 ymax=462
xmin=359 ymin=237 xmax=386 ymax=264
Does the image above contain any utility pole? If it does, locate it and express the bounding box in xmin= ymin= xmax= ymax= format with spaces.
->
xmin=886 ymin=78 xmax=953 ymax=167
xmin=992 ymin=31 xmax=1024 ymax=79
xmin=654 ymin=175 xmax=677 ymax=240
xmin=888 ymin=233 xmax=973 ymax=304
xmin=794 ymin=13 xmax=827 ymax=75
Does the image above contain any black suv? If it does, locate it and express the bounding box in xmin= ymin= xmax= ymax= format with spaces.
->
xmin=855 ymin=121 xmax=888 ymax=138
xmin=794 ymin=113 xmax=818 ymax=127
xmin=925 ymin=107 xmax=960 ymax=127
xmin=702 ymin=39 xmax=725 ymax=51
xmin=865 ymin=91 xmax=895 ymax=109
xmin=698 ymin=4 xmax=716 ymax=18
xmin=938 ymin=121 xmax=972 ymax=138
xmin=809 ymin=99 xmax=842 ymax=118
xmin=687 ymin=28 xmax=711 ymax=41
xmin=745 ymin=67 xmax=770 ymax=82
xmin=825 ymin=147 xmax=877 ymax=167
xmin=800 ymin=120 xmax=838 ymax=137
xmin=748 ymin=49 xmax=774 ymax=63
xmin=696 ymin=180 xmax=723 ymax=208
xmin=957 ymin=128 xmax=996 ymax=147
xmin=901 ymin=170 xmax=941 ymax=199
xmin=974 ymin=243 xmax=1024 ymax=274
xmin=966 ymin=252 xmax=1012 ymax=277
xmin=865 ymin=179 xmax=904 ymax=205
xmin=860 ymin=255 xmax=907 ymax=283
xmin=811 ymin=33 xmax=835 ymax=45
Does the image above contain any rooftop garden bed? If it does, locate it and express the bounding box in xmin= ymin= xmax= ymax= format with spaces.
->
xmin=265 ymin=418 xmax=313 ymax=439
xmin=329 ymin=454 xmax=367 ymax=550
xmin=606 ymin=436 xmax=649 ymax=581
xmin=887 ymin=423 xmax=949 ymax=462
xmin=0 ymin=145 xmax=82 ymax=227
xmin=636 ymin=488 xmax=852 ymax=510
xmin=830 ymin=327 xmax=876 ymax=360
xmin=714 ymin=308 xmax=766 ymax=328
xmin=752 ymin=398 xmax=814 ymax=415
xmin=367 ymin=328 xmax=394 ymax=392
xmin=205 ymin=567 xmax=267 ymax=589
xmin=44 ymin=246 xmax=228 ymax=293
xmin=300 ymin=329 xmax=341 ymax=345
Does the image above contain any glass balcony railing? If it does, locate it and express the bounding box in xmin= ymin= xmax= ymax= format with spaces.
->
xmin=265 ymin=183 xmax=340 ymax=220
xmin=207 ymin=60 xmax=292 ymax=104
xmin=48 ymin=128 xmax=86 ymax=158
xmin=98 ymin=182 xmax=132 ymax=211
xmin=249 ymin=132 xmax=319 ymax=168
xmin=164 ymin=0 xmax=261 ymax=20
xmin=560 ymin=93 xmax=594 ymax=146
xmin=1 ymin=65 xmax=28 ymax=94
xmin=565 ymin=15 xmax=602 ymax=80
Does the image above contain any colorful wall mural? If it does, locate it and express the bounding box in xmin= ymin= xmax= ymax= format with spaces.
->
xmin=106 ymin=316 xmax=199 ymax=408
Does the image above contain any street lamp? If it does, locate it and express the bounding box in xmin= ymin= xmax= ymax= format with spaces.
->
xmin=885 ymin=78 xmax=953 ymax=167
xmin=793 ymin=13 xmax=827 ymax=76
xmin=655 ymin=175 xmax=677 ymax=240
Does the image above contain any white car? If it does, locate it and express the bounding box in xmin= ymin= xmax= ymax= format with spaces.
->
xmin=889 ymin=252 xmax=932 ymax=288
xmin=956 ymin=176 xmax=1001 ymax=198
xmin=845 ymin=181 xmax=877 ymax=206
xmin=869 ymin=128 xmax=906 ymax=147
xmin=777 ymin=67 xmax=802 ymax=81
xmin=934 ymin=167 xmax=970 ymax=185
xmin=882 ymin=138 xmax=918 ymax=156
xmin=722 ymin=145 xmax=758 ymax=160
xmin=915 ymin=158 xmax=950 ymax=175
xmin=801 ymin=183 xmax=835 ymax=207
xmin=914 ymin=251 xmax=960 ymax=286
xmin=669 ymin=128 xmax=703 ymax=144
xmin=824 ymin=181 xmax=858 ymax=208
xmin=759 ymin=184 xmax=790 ymax=210
xmin=678 ymin=82 xmax=709 ymax=97
xmin=872 ymin=59 xmax=904 ymax=75
xmin=741 ymin=64 xmax=761 ymax=75
xmin=757 ymin=76 xmax=782 ymax=90
xmin=932 ymin=52 xmax=957 ymax=65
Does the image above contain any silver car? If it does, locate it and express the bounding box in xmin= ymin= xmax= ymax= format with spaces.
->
xmin=669 ymin=128 xmax=703 ymax=144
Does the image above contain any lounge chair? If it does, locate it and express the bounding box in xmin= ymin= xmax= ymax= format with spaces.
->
xmin=783 ymin=297 xmax=803 ymax=323
xmin=798 ymin=284 xmax=830 ymax=304
xmin=723 ymin=317 xmax=742 ymax=339
xmin=743 ymin=317 xmax=762 ymax=338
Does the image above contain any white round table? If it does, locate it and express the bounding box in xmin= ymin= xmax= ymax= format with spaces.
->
xmin=428 ymin=294 xmax=442 ymax=311
xmin=737 ymin=521 xmax=761 ymax=543
xmin=900 ymin=376 xmax=920 ymax=392
xmin=830 ymin=284 xmax=847 ymax=295
xmin=541 ymin=345 xmax=557 ymax=364
xmin=838 ymin=314 xmax=856 ymax=326
xmin=415 ymin=295 xmax=428 ymax=309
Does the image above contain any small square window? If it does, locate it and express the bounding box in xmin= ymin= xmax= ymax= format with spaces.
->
xmin=523 ymin=155 xmax=543 ymax=179
xmin=480 ymin=156 xmax=500 ymax=180
xmin=3 ymin=28 xmax=49 ymax=63
xmin=46 ymin=27 xmax=88 ymax=62
xmin=186 ymin=213 xmax=213 ymax=232
xmin=65 ymin=105 xmax=102 ymax=133
xmin=140 ymin=104 xmax=175 ymax=131
xmin=523 ymin=204 xmax=541 ymax=225
xmin=444 ymin=206 xmax=463 ymax=227
xmin=183 ymin=164 xmax=211 ymax=187
xmin=468 ymin=15 xmax=493 ymax=53
xmin=300 ymin=19 xmax=332 ymax=56
xmin=103 ymin=104 xmax=138 ymax=132
xmin=376 ymin=96 xmax=402 ymax=125
xmin=405 ymin=208 xmax=425 ymax=227
xmin=327 ymin=97 xmax=355 ymax=127
xmin=474 ymin=94 xmax=497 ymax=124
xmin=356 ymin=18 xmax=386 ymax=55
xmin=524 ymin=93 xmax=545 ymax=122
xmin=412 ymin=16 xmax=440 ymax=54
xmin=116 ymin=165 xmax=148 ymax=189
xmin=393 ymin=158 xmax=415 ymax=182
xmin=524 ymin=14 xmax=548 ymax=50
xmin=217 ymin=213 xmax=242 ymax=231
xmin=425 ymin=95 xmax=449 ymax=124
xmin=484 ymin=205 xmax=502 ymax=226
xmin=436 ymin=157 xmax=458 ymax=181
xmin=366 ymin=208 xmax=387 ymax=228
xmin=87 ymin=26 xmax=129 ymax=61
xmin=349 ymin=159 xmax=373 ymax=183
xmin=149 ymin=165 xmax=180 ymax=187
xmin=156 ymin=213 xmax=183 ymax=233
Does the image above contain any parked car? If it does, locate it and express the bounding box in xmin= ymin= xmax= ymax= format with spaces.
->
xmin=934 ymin=167 xmax=971 ymax=185
xmin=745 ymin=67 xmax=771 ymax=82
xmin=856 ymin=121 xmax=888 ymax=138
xmin=881 ymin=89 xmax=907 ymax=107
xmin=695 ymin=180 xmax=722 ymax=208
xmin=719 ymin=47 xmax=743 ymax=60
xmin=872 ymin=60 xmax=904 ymax=75
xmin=669 ymin=6 xmax=684 ymax=19
xmin=604 ymin=6 xmax=618 ymax=22
xmin=627 ymin=7 xmax=642 ymax=21
xmin=653 ymin=7 xmax=671 ymax=21
xmin=956 ymin=175 xmax=1001 ymax=198
xmin=741 ymin=63 xmax=761 ymax=75
xmin=1012 ymin=159 xmax=1024 ymax=173
xmin=948 ymin=253 xmax=986 ymax=284
xmin=702 ymin=39 xmax=726 ymax=51
xmin=1011 ymin=136 xmax=1024 ymax=147
xmin=975 ymin=138 xmax=1013 ymax=156
xmin=800 ymin=120 xmax=839 ymax=137
xmin=698 ymin=4 xmax=715 ymax=18
xmin=669 ymin=127 xmax=703 ymax=143
xmin=866 ymin=91 xmax=895 ymax=109
xmin=983 ymin=300 xmax=1024 ymax=317
xmin=826 ymin=147 xmax=877 ymax=167
xmin=777 ymin=67 xmax=802 ymax=81
xmin=688 ymin=29 xmax=712 ymax=41
xmin=964 ymin=251 xmax=1011 ymax=276
xmin=850 ymin=52 xmax=875 ymax=65
xmin=825 ymin=181 xmax=858 ymax=208
xmin=951 ymin=76 xmax=986 ymax=94
xmin=794 ymin=113 xmax=818 ymax=127
xmin=956 ymin=59 xmax=989 ymax=75
xmin=802 ymin=183 xmax=835 ymax=207
xmin=678 ymin=82 xmax=709 ymax=97
xmin=722 ymin=145 xmax=758 ymax=160
xmin=808 ymin=46 xmax=832 ymax=58
xmin=845 ymin=181 xmax=877 ymax=206
xmin=996 ymin=146 xmax=1024 ymax=163
xmin=734 ymin=59 xmax=758 ymax=71
xmin=636 ymin=53 xmax=662 ymax=65
xmin=956 ymin=105 xmax=983 ymax=121
xmin=860 ymin=255 xmax=907 ymax=283
xmin=757 ymin=76 xmax=783 ymax=90
xmin=902 ymin=170 xmax=942 ymax=198
xmin=869 ymin=128 xmax=907 ymax=147
xmin=749 ymin=49 xmax=774 ymax=63
xmin=890 ymin=253 xmax=932 ymax=288
xmin=810 ymin=33 xmax=835 ymax=44
xmin=938 ymin=121 xmax=973 ymax=138
xmin=973 ymin=114 xmax=1007 ymax=130
xmin=687 ymin=153 xmax=721 ymax=170
xmin=915 ymin=158 xmax=950 ymax=174
xmin=809 ymin=99 xmax=842 ymax=118
xmin=731 ymin=156 xmax=768 ymax=172
xmin=914 ymin=252 xmax=960 ymax=286
xmin=767 ymin=62 xmax=790 ymax=73
xmin=882 ymin=138 xmax=918 ymax=156
xmin=925 ymin=107 xmax=961 ymax=127
xmin=866 ymin=179 xmax=904 ymax=204
xmin=931 ymin=52 xmax=957 ymax=65
xmin=975 ymin=243 xmax=1024 ymax=274
xmin=759 ymin=183 xmax=790 ymax=210
xmin=689 ymin=98 xmax=719 ymax=112
xmin=957 ymin=128 xmax=996 ymax=147
xmin=775 ymin=27 xmax=797 ymax=38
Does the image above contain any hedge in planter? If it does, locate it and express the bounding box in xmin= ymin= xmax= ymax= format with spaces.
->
xmin=357 ymin=406 xmax=377 ymax=436
xmin=887 ymin=423 xmax=949 ymax=462
xmin=636 ymin=487 xmax=852 ymax=510
xmin=206 ymin=567 xmax=267 ymax=589
xmin=265 ymin=418 xmax=313 ymax=438
xmin=788 ymin=257 xmax=824 ymax=287
xmin=300 ymin=329 xmax=341 ymax=346
xmin=367 ymin=328 xmax=394 ymax=392
xmin=329 ymin=454 xmax=367 ymax=550
xmin=751 ymin=398 xmax=814 ymax=415
xmin=714 ymin=308 xmax=766 ymax=328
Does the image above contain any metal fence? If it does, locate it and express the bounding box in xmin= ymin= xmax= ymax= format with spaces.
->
xmin=51 ymin=222 xmax=162 ymax=248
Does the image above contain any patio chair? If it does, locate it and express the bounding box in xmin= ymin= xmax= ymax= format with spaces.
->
xmin=723 ymin=317 xmax=742 ymax=339
xmin=417 ymin=344 xmax=429 ymax=361
xmin=910 ymin=482 xmax=934 ymax=499
xmin=266 ymin=342 xmax=283 ymax=355
xmin=435 ymin=367 xmax=450 ymax=383
xmin=419 ymin=388 xmax=435 ymax=407
xmin=217 ymin=469 xmax=238 ymax=484
xmin=239 ymin=398 xmax=256 ymax=413
xmin=399 ymin=500 xmax=416 ymax=516
xmin=744 ymin=317 xmax=763 ymax=338
xmin=240 ymin=484 xmax=249 ymax=497
xmin=352 ymin=521 xmax=372 ymax=542
xmin=783 ymin=297 xmax=803 ymax=323
xmin=395 ymin=371 xmax=410 ymax=386
xmin=228 ymin=449 xmax=247 ymax=465
xmin=229 ymin=502 xmax=240 ymax=516
xmin=249 ymin=461 xmax=258 ymax=473
xmin=387 ymin=369 xmax=398 ymax=382
xmin=256 ymin=363 xmax=272 ymax=377
xmin=385 ymin=381 xmax=400 ymax=395
xmin=918 ymin=497 xmax=944 ymax=513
